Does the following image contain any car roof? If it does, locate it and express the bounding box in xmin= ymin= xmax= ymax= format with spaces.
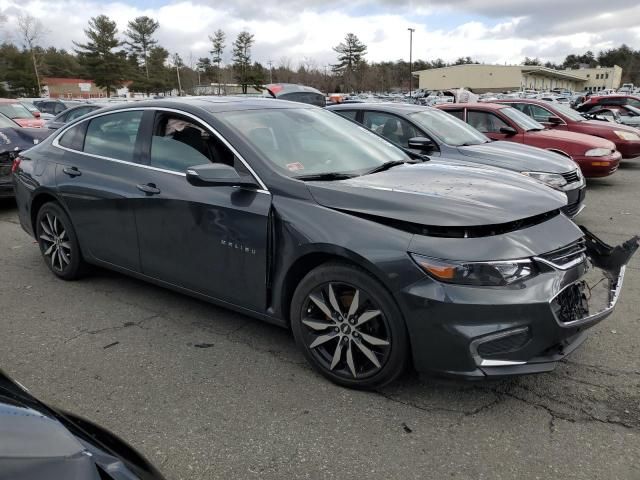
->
xmin=88 ymin=96 xmax=311 ymax=115
xmin=493 ymin=99 xmax=557 ymax=107
xmin=327 ymin=102 xmax=430 ymax=114
xmin=438 ymin=102 xmax=507 ymax=111
xmin=0 ymin=98 xmax=21 ymax=104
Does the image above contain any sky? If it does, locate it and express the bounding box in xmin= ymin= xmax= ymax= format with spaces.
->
xmin=1 ymin=0 xmax=639 ymax=70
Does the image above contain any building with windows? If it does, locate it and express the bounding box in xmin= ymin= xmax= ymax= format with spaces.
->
xmin=42 ymin=77 xmax=107 ymax=99
xmin=413 ymin=64 xmax=622 ymax=93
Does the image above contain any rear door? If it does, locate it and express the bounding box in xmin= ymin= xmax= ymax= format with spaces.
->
xmin=132 ymin=109 xmax=272 ymax=311
xmin=54 ymin=110 xmax=148 ymax=272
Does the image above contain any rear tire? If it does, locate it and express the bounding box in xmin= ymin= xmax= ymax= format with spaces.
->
xmin=291 ymin=262 xmax=409 ymax=389
xmin=35 ymin=202 xmax=86 ymax=280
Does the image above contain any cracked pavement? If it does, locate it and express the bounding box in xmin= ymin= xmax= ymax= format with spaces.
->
xmin=1 ymin=161 xmax=640 ymax=480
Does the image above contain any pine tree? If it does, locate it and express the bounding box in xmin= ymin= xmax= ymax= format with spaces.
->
xmin=125 ymin=16 xmax=159 ymax=80
xmin=232 ymin=31 xmax=254 ymax=94
xmin=209 ymin=29 xmax=225 ymax=93
xmin=74 ymin=15 xmax=126 ymax=97
xmin=332 ymin=33 xmax=367 ymax=93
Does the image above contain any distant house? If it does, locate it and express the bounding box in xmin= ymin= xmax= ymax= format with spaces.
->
xmin=42 ymin=77 xmax=107 ymax=99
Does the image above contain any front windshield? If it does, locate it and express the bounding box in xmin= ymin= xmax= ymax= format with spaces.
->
xmin=0 ymin=102 xmax=33 ymax=119
xmin=0 ymin=113 xmax=19 ymax=128
xmin=408 ymin=109 xmax=488 ymax=146
xmin=551 ymin=103 xmax=586 ymax=122
xmin=216 ymin=107 xmax=409 ymax=178
xmin=500 ymin=107 xmax=544 ymax=131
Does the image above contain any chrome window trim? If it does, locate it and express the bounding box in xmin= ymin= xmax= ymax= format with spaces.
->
xmin=51 ymin=106 xmax=270 ymax=192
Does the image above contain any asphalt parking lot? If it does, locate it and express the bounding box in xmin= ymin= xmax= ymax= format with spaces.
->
xmin=1 ymin=163 xmax=639 ymax=480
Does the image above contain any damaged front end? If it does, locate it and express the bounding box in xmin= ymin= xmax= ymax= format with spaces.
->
xmin=547 ymin=227 xmax=639 ymax=328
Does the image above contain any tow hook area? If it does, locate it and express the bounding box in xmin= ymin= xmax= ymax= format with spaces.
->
xmin=580 ymin=226 xmax=640 ymax=278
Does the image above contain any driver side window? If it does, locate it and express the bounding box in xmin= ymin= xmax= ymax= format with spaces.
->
xmin=528 ymin=105 xmax=553 ymax=123
xmin=149 ymin=113 xmax=237 ymax=173
xmin=362 ymin=111 xmax=418 ymax=148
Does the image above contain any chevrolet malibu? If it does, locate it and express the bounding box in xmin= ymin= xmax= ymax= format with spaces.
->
xmin=12 ymin=98 xmax=638 ymax=389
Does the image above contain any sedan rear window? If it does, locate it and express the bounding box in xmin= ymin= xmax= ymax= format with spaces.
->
xmin=84 ymin=111 xmax=143 ymax=162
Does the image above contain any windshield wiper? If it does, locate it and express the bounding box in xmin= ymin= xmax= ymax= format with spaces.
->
xmin=365 ymin=160 xmax=412 ymax=175
xmin=295 ymin=172 xmax=355 ymax=181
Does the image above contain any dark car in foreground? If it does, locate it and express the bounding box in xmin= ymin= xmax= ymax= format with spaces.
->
xmin=12 ymin=98 xmax=639 ymax=388
xmin=0 ymin=113 xmax=51 ymax=197
xmin=45 ymin=103 xmax=109 ymax=130
xmin=496 ymin=99 xmax=640 ymax=160
xmin=0 ymin=369 xmax=165 ymax=479
xmin=327 ymin=103 xmax=586 ymax=218
xmin=438 ymin=102 xmax=621 ymax=178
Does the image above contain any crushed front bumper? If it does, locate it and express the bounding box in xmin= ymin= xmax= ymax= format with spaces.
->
xmin=400 ymin=228 xmax=638 ymax=378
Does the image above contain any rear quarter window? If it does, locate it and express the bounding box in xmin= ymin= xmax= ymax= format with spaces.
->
xmin=58 ymin=123 xmax=87 ymax=151
xmin=83 ymin=111 xmax=143 ymax=162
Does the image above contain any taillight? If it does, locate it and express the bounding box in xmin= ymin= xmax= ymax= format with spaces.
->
xmin=11 ymin=156 xmax=22 ymax=174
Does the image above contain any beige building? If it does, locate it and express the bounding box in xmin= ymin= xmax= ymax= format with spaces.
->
xmin=413 ymin=64 xmax=622 ymax=93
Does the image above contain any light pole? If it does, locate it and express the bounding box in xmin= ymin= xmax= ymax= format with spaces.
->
xmin=408 ymin=27 xmax=415 ymax=97
xmin=267 ymin=59 xmax=274 ymax=84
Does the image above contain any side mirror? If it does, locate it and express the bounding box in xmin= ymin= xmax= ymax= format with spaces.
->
xmin=186 ymin=163 xmax=257 ymax=188
xmin=547 ymin=116 xmax=563 ymax=125
xmin=499 ymin=126 xmax=517 ymax=136
xmin=407 ymin=136 xmax=436 ymax=151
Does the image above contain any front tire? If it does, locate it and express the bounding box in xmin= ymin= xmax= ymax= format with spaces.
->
xmin=291 ymin=263 xmax=409 ymax=389
xmin=35 ymin=202 xmax=86 ymax=280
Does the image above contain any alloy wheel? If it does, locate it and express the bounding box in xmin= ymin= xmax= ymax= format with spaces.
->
xmin=39 ymin=213 xmax=71 ymax=272
xmin=301 ymin=282 xmax=391 ymax=380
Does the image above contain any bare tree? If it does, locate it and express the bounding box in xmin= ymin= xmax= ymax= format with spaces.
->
xmin=16 ymin=13 xmax=47 ymax=95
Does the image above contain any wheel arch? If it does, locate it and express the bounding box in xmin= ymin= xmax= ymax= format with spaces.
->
xmin=30 ymin=190 xmax=65 ymax=235
xmin=277 ymin=245 xmax=395 ymax=328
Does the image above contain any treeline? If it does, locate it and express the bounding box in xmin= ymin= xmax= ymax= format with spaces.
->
xmin=1 ymin=13 xmax=639 ymax=98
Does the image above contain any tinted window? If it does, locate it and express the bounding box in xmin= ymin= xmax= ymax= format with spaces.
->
xmin=336 ymin=110 xmax=358 ymax=121
xmin=84 ymin=111 xmax=143 ymax=162
xmin=363 ymin=111 xmax=419 ymax=148
xmin=444 ymin=109 xmax=464 ymax=120
xmin=150 ymin=114 xmax=236 ymax=172
xmin=280 ymin=92 xmax=326 ymax=107
xmin=467 ymin=111 xmax=509 ymax=133
xmin=58 ymin=124 xmax=85 ymax=150
xmin=66 ymin=106 xmax=95 ymax=122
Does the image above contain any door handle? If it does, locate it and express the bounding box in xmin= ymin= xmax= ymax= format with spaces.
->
xmin=136 ymin=183 xmax=161 ymax=195
xmin=62 ymin=166 xmax=81 ymax=177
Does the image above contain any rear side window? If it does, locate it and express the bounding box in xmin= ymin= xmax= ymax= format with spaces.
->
xmin=445 ymin=109 xmax=464 ymax=120
xmin=84 ymin=111 xmax=143 ymax=162
xmin=336 ymin=110 xmax=358 ymax=121
xmin=58 ymin=124 xmax=86 ymax=150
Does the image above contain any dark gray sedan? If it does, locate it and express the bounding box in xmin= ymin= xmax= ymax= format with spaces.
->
xmin=327 ymin=103 xmax=586 ymax=217
xmin=12 ymin=98 xmax=637 ymax=388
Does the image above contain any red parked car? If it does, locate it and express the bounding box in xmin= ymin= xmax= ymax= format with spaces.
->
xmin=437 ymin=103 xmax=620 ymax=177
xmin=496 ymin=98 xmax=640 ymax=159
xmin=0 ymin=99 xmax=46 ymax=128
xmin=576 ymin=95 xmax=640 ymax=112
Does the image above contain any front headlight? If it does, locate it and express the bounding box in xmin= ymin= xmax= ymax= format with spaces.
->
xmin=411 ymin=254 xmax=536 ymax=286
xmin=521 ymin=171 xmax=567 ymax=189
xmin=585 ymin=148 xmax=612 ymax=157
xmin=614 ymin=130 xmax=640 ymax=141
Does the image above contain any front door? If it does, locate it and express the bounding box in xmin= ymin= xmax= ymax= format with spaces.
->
xmin=466 ymin=110 xmax=524 ymax=143
xmin=55 ymin=110 xmax=146 ymax=272
xmin=133 ymin=110 xmax=272 ymax=312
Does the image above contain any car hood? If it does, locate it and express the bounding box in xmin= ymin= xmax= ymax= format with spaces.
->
xmin=456 ymin=141 xmax=577 ymax=173
xmin=0 ymin=370 xmax=165 ymax=480
xmin=578 ymin=119 xmax=640 ymax=136
xmin=0 ymin=127 xmax=51 ymax=154
xmin=307 ymin=162 xmax=566 ymax=228
xmin=527 ymin=128 xmax=615 ymax=149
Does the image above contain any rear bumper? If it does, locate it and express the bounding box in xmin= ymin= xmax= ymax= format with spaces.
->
xmin=399 ymin=231 xmax=636 ymax=378
xmin=573 ymin=152 xmax=621 ymax=177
